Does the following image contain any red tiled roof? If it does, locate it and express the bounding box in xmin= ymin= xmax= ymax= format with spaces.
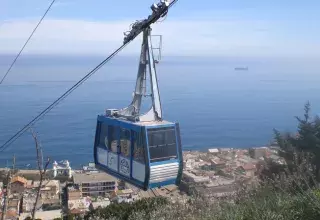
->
xmin=11 ymin=176 xmax=28 ymax=185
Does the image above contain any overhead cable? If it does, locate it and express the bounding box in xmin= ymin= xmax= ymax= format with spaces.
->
xmin=0 ymin=45 xmax=126 ymax=152
xmin=0 ymin=0 xmax=179 ymax=152
xmin=0 ymin=0 xmax=57 ymax=84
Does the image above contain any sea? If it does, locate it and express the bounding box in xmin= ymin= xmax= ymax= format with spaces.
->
xmin=0 ymin=54 xmax=319 ymax=169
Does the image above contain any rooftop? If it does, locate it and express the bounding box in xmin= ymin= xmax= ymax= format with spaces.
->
xmin=211 ymin=158 xmax=226 ymax=165
xmin=108 ymin=115 xmax=175 ymax=127
xmin=138 ymin=185 xmax=180 ymax=198
xmin=33 ymin=180 xmax=59 ymax=188
xmin=208 ymin=148 xmax=219 ymax=153
xmin=43 ymin=180 xmax=60 ymax=187
xmin=11 ymin=176 xmax=27 ymax=185
xmin=92 ymin=200 xmax=110 ymax=209
xmin=135 ymin=120 xmax=175 ymax=126
xmin=20 ymin=209 xmax=62 ymax=220
xmin=219 ymin=148 xmax=232 ymax=152
xmin=73 ymin=172 xmax=117 ymax=184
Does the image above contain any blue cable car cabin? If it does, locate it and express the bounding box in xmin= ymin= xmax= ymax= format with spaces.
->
xmin=93 ymin=116 xmax=183 ymax=190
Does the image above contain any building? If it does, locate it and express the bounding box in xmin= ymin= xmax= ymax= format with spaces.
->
xmin=67 ymin=185 xmax=82 ymax=201
xmin=91 ymin=199 xmax=110 ymax=209
xmin=249 ymin=147 xmax=269 ymax=159
xmin=110 ymin=189 xmax=138 ymax=203
xmin=82 ymin=163 xmax=99 ymax=173
xmin=184 ymin=159 xmax=196 ymax=169
xmin=22 ymin=191 xmax=40 ymax=212
xmin=182 ymin=171 xmax=210 ymax=184
xmin=218 ymin=148 xmax=232 ymax=154
xmin=68 ymin=197 xmax=90 ymax=214
xmin=235 ymin=149 xmax=248 ymax=157
xmin=208 ymin=148 xmax=219 ymax=154
xmin=237 ymin=164 xmax=256 ymax=177
xmin=11 ymin=176 xmax=28 ymax=194
xmin=0 ymin=197 xmax=22 ymax=219
xmin=52 ymin=160 xmax=72 ymax=178
xmin=33 ymin=180 xmax=60 ymax=200
xmin=138 ymin=185 xmax=184 ymax=203
xmin=210 ymin=158 xmax=226 ymax=170
xmin=20 ymin=209 xmax=62 ymax=220
xmin=73 ymin=173 xmax=118 ymax=197
xmin=0 ymin=182 xmax=3 ymax=199
xmin=192 ymin=184 xmax=236 ymax=198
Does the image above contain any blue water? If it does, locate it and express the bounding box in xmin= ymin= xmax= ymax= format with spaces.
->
xmin=0 ymin=54 xmax=320 ymax=169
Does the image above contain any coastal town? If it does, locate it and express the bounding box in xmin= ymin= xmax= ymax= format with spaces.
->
xmin=0 ymin=144 xmax=285 ymax=220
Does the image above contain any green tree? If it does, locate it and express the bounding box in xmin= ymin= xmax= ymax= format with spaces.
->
xmin=265 ymin=101 xmax=320 ymax=183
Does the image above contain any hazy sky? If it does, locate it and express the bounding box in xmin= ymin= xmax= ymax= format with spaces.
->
xmin=0 ymin=0 xmax=319 ymax=58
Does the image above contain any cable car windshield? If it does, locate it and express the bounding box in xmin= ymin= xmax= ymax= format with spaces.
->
xmin=147 ymin=127 xmax=178 ymax=162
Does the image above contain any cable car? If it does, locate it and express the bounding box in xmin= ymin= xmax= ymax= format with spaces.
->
xmin=93 ymin=2 xmax=183 ymax=190
xmin=94 ymin=116 xmax=183 ymax=190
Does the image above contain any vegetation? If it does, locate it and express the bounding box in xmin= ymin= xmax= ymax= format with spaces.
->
xmin=84 ymin=197 xmax=169 ymax=220
xmin=59 ymin=102 xmax=320 ymax=219
xmin=68 ymin=183 xmax=320 ymax=220
xmin=275 ymin=101 xmax=320 ymax=179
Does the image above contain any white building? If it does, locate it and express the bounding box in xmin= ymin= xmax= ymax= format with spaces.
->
xmin=73 ymin=173 xmax=118 ymax=197
xmin=208 ymin=148 xmax=219 ymax=154
xmin=53 ymin=160 xmax=72 ymax=178
xmin=83 ymin=162 xmax=99 ymax=173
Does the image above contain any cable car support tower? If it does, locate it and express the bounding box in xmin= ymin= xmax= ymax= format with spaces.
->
xmin=107 ymin=3 xmax=168 ymax=122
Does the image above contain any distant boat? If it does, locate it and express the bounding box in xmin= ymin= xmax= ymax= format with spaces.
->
xmin=234 ymin=67 xmax=249 ymax=71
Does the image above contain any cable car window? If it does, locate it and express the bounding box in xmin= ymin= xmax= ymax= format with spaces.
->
xmin=108 ymin=125 xmax=118 ymax=153
xmin=147 ymin=127 xmax=177 ymax=162
xmin=99 ymin=123 xmax=108 ymax=148
xmin=133 ymin=131 xmax=145 ymax=163
xmin=120 ymin=128 xmax=130 ymax=157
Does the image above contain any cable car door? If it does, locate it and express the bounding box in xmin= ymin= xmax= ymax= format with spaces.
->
xmin=118 ymin=128 xmax=131 ymax=178
xmin=106 ymin=125 xmax=119 ymax=173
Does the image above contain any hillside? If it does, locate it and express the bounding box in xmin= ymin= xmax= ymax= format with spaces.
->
xmin=64 ymin=102 xmax=320 ymax=220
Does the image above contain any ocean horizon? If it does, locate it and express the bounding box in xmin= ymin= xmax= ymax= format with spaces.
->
xmin=0 ymin=54 xmax=319 ymax=169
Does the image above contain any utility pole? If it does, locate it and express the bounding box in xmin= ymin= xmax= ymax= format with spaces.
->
xmin=12 ymin=154 xmax=16 ymax=178
xmin=1 ymin=155 xmax=14 ymax=220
